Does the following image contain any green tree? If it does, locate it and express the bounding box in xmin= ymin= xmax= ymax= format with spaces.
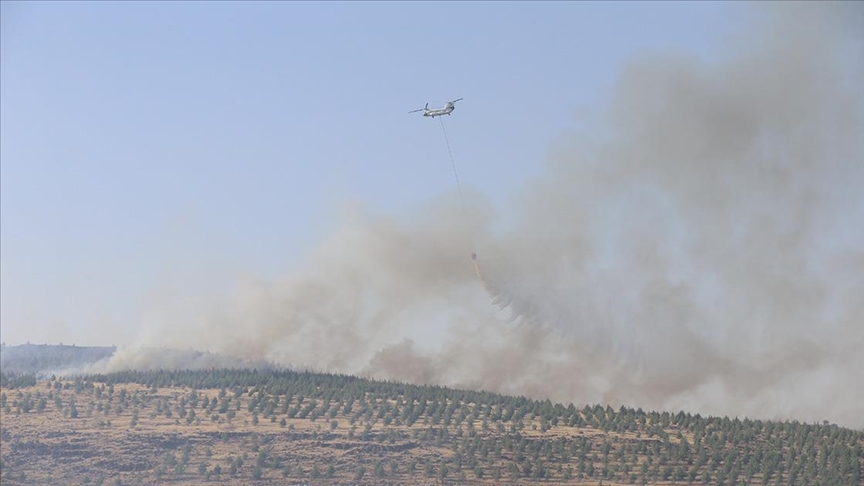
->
xmin=375 ymin=461 xmax=385 ymax=478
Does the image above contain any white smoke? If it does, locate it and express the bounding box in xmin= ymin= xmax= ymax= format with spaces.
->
xmin=110 ymin=2 xmax=864 ymax=428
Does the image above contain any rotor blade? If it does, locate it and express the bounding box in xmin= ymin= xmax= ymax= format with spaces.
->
xmin=449 ymin=98 xmax=463 ymax=103
xmin=408 ymin=109 xmax=424 ymax=113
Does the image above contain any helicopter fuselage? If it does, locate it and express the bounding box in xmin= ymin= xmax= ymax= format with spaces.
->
xmin=423 ymin=109 xmax=453 ymax=117
xmin=423 ymin=104 xmax=456 ymax=118
xmin=410 ymin=99 xmax=461 ymax=118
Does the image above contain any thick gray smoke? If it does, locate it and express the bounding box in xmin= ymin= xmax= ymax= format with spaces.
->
xmin=111 ymin=3 xmax=864 ymax=428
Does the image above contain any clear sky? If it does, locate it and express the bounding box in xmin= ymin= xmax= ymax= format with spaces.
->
xmin=1 ymin=1 xmax=742 ymax=346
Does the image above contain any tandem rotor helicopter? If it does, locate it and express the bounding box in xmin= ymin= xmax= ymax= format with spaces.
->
xmin=409 ymin=98 xmax=463 ymax=118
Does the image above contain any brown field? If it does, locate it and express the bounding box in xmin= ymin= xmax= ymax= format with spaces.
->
xmin=0 ymin=380 xmax=627 ymax=485
xmin=0 ymin=376 xmax=860 ymax=485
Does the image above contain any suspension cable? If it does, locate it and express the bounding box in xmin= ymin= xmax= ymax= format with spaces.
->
xmin=438 ymin=117 xmax=476 ymax=253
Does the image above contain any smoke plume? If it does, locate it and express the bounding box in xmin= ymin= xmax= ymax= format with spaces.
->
xmin=112 ymin=3 xmax=864 ymax=428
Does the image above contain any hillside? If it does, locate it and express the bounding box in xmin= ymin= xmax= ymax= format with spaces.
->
xmin=0 ymin=343 xmax=115 ymax=376
xmin=0 ymin=343 xmax=277 ymax=378
xmin=1 ymin=368 xmax=861 ymax=485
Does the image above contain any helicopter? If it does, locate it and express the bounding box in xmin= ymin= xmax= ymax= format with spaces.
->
xmin=409 ymin=98 xmax=463 ymax=118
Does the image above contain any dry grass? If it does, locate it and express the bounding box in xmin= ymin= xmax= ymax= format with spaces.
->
xmin=2 ymin=377 xmax=852 ymax=485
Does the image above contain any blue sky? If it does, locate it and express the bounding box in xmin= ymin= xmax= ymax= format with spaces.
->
xmin=0 ymin=1 xmax=742 ymax=345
